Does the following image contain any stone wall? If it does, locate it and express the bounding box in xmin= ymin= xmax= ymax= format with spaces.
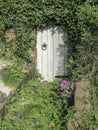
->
xmin=67 ymin=78 xmax=91 ymax=130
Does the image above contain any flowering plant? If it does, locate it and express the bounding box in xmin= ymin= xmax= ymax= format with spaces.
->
xmin=60 ymin=80 xmax=73 ymax=106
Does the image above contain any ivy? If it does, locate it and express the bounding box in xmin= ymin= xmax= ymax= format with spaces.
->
xmin=0 ymin=1 xmax=98 ymax=129
xmin=0 ymin=0 xmax=98 ymax=78
xmin=0 ymin=0 xmax=68 ymax=61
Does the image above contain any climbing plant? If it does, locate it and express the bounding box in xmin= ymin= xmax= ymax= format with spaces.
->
xmin=0 ymin=1 xmax=98 ymax=129
xmin=0 ymin=0 xmax=98 ymax=104
xmin=0 ymin=0 xmax=98 ymax=76
xmin=0 ymin=0 xmax=85 ymax=62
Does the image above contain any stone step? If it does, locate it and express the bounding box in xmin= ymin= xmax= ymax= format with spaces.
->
xmin=0 ymin=80 xmax=13 ymax=96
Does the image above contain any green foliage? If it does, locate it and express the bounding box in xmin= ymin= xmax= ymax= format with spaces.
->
xmin=0 ymin=79 xmax=72 ymax=130
xmin=81 ymin=111 xmax=94 ymax=129
xmin=2 ymin=65 xmax=27 ymax=86
xmin=0 ymin=30 xmax=15 ymax=59
xmin=0 ymin=0 xmax=69 ymax=61
xmin=0 ymin=0 xmax=89 ymax=62
xmin=0 ymin=0 xmax=98 ymax=75
xmin=0 ymin=0 xmax=98 ymax=129
xmin=80 ymin=107 xmax=98 ymax=129
xmin=79 ymin=82 xmax=98 ymax=129
xmin=71 ymin=0 xmax=98 ymax=79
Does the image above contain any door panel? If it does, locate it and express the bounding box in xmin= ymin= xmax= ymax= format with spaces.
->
xmin=37 ymin=26 xmax=68 ymax=81
xmin=47 ymin=27 xmax=54 ymax=81
xmin=36 ymin=31 xmax=42 ymax=74
xmin=53 ymin=27 xmax=60 ymax=77
xmin=42 ymin=29 xmax=48 ymax=80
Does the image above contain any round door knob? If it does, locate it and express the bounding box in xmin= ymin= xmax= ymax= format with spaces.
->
xmin=42 ymin=43 xmax=47 ymax=50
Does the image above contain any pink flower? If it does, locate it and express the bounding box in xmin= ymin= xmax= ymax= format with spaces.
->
xmin=61 ymin=80 xmax=70 ymax=90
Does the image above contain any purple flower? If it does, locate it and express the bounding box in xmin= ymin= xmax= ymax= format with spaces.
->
xmin=61 ymin=80 xmax=70 ymax=90
xmin=67 ymin=91 xmax=72 ymax=98
xmin=60 ymin=92 xmax=64 ymax=95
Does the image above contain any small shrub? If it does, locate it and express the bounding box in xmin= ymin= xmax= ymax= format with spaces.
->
xmin=0 ymin=79 xmax=74 ymax=130
xmin=2 ymin=65 xmax=27 ymax=86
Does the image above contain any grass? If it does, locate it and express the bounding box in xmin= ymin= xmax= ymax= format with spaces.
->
xmin=2 ymin=65 xmax=27 ymax=88
xmin=0 ymin=79 xmax=69 ymax=130
xmin=0 ymin=65 xmax=72 ymax=130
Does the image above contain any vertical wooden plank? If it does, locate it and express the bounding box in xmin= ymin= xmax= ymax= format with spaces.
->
xmin=64 ymin=31 xmax=68 ymax=76
xmin=36 ymin=30 xmax=42 ymax=75
xmin=59 ymin=27 xmax=65 ymax=76
xmin=42 ymin=28 xmax=48 ymax=80
xmin=47 ymin=27 xmax=54 ymax=81
xmin=53 ymin=26 xmax=59 ymax=78
xmin=57 ymin=27 xmax=66 ymax=76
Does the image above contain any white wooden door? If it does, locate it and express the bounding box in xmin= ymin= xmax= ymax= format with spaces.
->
xmin=36 ymin=26 xmax=68 ymax=81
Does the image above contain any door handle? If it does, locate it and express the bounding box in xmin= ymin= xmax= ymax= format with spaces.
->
xmin=42 ymin=43 xmax=47 ymax=50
